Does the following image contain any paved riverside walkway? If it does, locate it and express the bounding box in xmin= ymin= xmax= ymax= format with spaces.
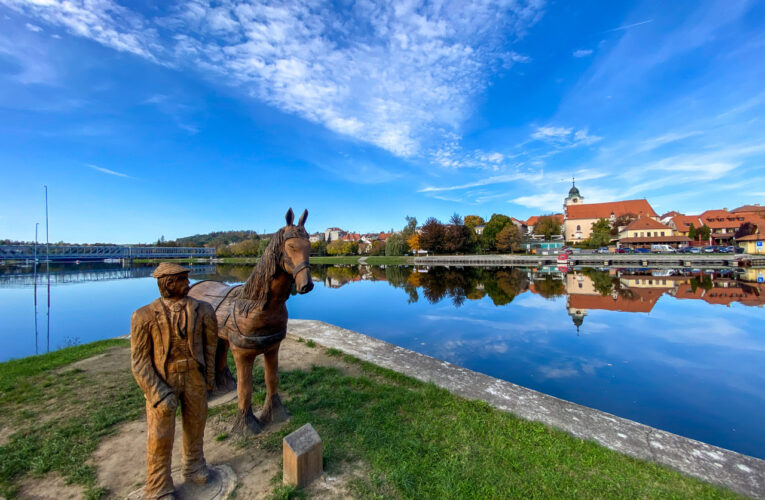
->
xmin=287 ymin=319 xmax=765 ymax=499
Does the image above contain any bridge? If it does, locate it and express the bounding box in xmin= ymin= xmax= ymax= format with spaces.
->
xmin=0 ymin=264 xmax=218 ymax=287
xmin=0 ymin=245 xmax=216 ymax=262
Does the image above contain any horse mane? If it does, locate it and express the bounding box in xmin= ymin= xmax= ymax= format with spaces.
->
xmin=237 ymin=228 xmax=287 ymax=315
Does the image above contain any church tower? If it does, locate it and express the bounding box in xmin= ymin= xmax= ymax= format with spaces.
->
xmin=564 ymin=178 xmax=583 ymax=215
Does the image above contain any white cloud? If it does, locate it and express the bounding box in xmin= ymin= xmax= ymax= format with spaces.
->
xmin=87 ymin=164 xmax=129 ymax=178
xmin=510 ymin=191 xmax=562 ymax=211
xmin=25 ymin=22 xmax=42 ymax=32
xmin=531 ymin=125 xmax=602 ymax=146
xmin=636 ymin=130 xmax=702 ymax=152
xmin=603 ymin=19 xmax=653 ymax=33
xmin=572 ymin=49 xmax=592 ymax=58
xmin=2 ymin=0 xmax=545 ymax=158
xmin=419 ymin=170 xmax=544 ymax=193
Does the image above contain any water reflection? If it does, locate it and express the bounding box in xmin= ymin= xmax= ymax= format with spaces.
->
xmin=309 ymin=264 xmax=765 ymax=335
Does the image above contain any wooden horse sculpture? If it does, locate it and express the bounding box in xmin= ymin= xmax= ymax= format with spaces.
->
xmin=188 ymin=208 xmax=313 ymax=434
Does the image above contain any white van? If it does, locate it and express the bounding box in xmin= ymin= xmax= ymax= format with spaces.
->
xmin=651 ymin=244 xmax=675 ymax=253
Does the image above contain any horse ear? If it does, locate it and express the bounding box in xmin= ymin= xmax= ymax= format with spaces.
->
xmin=298 ymin=209 xmax=308 ymax=227
xmin=285 ymin=208 xmax=294 ymax=226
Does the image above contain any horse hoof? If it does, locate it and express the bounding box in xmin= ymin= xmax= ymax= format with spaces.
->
xmin=214 ymin=369 xmax=237 ymax=394
xmin=231 ymin=408 xmax=263 ymax=435
xmin=257 ymin=394 xmax=290 ymax=425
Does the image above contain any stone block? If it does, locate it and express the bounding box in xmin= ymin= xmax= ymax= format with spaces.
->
xmin=283 ymin=423 xmax=323 ymax=488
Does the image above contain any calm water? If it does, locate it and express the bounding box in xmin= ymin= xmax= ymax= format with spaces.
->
xmin=1 ymin=262 xmax=764 ymax=459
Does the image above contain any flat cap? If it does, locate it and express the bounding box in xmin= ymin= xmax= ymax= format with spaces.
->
xmin=152 ymin=262 xmax=190 ymax=278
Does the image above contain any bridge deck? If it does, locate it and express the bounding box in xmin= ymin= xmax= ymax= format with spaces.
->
xmin=0 ymin=245 xmax=216 ymax=261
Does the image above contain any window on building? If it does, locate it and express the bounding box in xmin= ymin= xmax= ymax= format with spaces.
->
xmin=661 ymin=231 xmax=664 ymax=236
xmin=576 ymin=225 xmax=581 ymax=231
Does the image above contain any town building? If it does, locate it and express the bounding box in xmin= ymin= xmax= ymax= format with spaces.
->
xmin=737 ymin=233 xmax=765 ymax=254
xmin=563 ymin=181 xmax=657 ymax=243
xmin=617 ymin=217 xmax=690 ymax=249
xmin=309 ymin=233 xmax=325 ymax=243
xmin=668 ymin=215 xmax=702 ymax=238
xmin=324 ymin=227 xmax=346 ymax=242
xmin=699 ymin=209 xmax=761 ymax=245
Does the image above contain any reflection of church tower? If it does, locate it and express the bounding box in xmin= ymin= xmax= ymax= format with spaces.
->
xmin=564 ymin=178 xmax=583 ymax=216
xmin=566 ymin=295 xmax=587 ymax=335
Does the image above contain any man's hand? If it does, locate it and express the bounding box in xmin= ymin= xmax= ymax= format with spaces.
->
xmin=159 ymin=393 xmax=178 ymax=413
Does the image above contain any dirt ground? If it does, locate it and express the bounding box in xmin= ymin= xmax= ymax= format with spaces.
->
xmin=19 ymin=336 xmax=364 ymax=500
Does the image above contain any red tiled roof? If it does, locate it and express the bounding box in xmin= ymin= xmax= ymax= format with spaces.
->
xmin=671 ymin=215 xmax=702 ymax=231
xmin=619 ymin=236 xmax=691 ymax=243
xmin=661 ymin=211 xmax=683 ymax=218
xmin=700 ymin=210 xmax=763 ymax=229
xmin=737 ymin=233 xmax=765 ymax=241
xmin=567 ymin=199 xmax=657 ymax=220
xmin=623 ymin=216 xmax=672 ymax=232
xmin=731 ymin=204 xmax=764 ymax=213
xmin=526 ymin=214 xmax=564 ymax=226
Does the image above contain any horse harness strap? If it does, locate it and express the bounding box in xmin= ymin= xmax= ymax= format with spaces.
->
xmin=227 ymin=301 xmax=287 ymax=350
xmin=290 ymin=261 xmax=310 ymax=278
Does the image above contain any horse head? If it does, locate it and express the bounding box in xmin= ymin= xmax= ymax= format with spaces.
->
xmin=282 ymin=208 xmax=313 ymax=294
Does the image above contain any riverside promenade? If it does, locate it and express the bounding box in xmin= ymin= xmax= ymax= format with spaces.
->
xmin=288 ymin=319 xmax=765 ymax=499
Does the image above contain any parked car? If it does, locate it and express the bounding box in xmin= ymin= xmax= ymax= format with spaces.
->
xmin=597 ymin=247 xmax=609 ymax=254
xmin=702 ymin=246 xmax=718 ymax=253
xmin=651 ymin=244 xmax=676 ymax=253
xmin=616 ymin=247 xmax=631 ymax=254
xmin=633 ymin=247 xmax=650 ymax=254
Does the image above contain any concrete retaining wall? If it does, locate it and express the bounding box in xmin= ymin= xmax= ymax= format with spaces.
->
xmin=287 ymin=319 xmax=764 ymax=499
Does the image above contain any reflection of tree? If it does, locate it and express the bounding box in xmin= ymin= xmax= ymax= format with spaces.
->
xmin=482 ymin=269 xmax=529 ymax=306
xmin=581 ymin=268 xmax=614 ymax=296
xmin=691 ymin=275 xmax=714 ymax=292
xmin=534 ymin=275 xmax=565 ymax=298
xmin=326 ymin=266 xmax=359 ymax=285
xmin=384 ymin=265 xmax=418 ymax=303
xmin=417 ymin=267 xmax=485 ymax=306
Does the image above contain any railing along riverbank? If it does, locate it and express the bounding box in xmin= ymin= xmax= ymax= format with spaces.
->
xmin=414 ymin=253 xmax=765 ymax=268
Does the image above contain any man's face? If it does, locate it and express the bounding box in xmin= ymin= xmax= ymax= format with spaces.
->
xmin=165 ymin=274 xmax=190 ymax=298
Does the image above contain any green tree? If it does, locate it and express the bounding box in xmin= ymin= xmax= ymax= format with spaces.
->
xmin=698 ymin=224 xmax=712 ymax=242
xmin=385 ymin=233 xmax=407 ymax=256
xmin=588 ymin=218 xmax=612 ymax=247
xmin=482 ymin=214 xmax=512 ymax=250
xmin=688 ymin=223 xmax=697 ymax=241
xmin=496 ymin=224 xmax=522 ymax=253
xmin=402 ymin=216 xmax=418 ymax=239
xmin=310 ymin=240 xmax=327 ymax=256
xmin=327 ymin=240 xmax=358 ymax=256
xmin=231 ymin=238 xmax=260 ymax=256
xmin=533 ymin=216 xmax=562 ymax=240
xmin=257 ymin=238 xmax=270 ymax=256
xmin=464 ymin=215 xmax=485 ymax=229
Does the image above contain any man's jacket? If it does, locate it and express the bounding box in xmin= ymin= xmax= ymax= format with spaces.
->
xmin=130 ymin=297 xmax=218 ymax=406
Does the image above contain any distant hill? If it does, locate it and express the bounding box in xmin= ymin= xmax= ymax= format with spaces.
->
xmin=173 ymin=230 xmax=260 ymax=247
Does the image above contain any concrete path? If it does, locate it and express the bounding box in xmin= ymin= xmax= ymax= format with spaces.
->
xmin=287 ymin=319 xmax=765 ymax=499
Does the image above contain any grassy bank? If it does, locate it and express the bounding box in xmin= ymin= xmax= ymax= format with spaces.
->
xmin=0 ymin=341 xmax=740 ymax=499
xmin=0 ymin=339 xmax=140 ymax=499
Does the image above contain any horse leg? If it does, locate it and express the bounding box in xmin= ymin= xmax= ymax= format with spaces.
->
xmin=213 ymin=338 xmax=237 ymax=394
xmin=256 ymin=342 xmax=289 ymax=425
xmin=230 ymin=349 xmax=263 ymax=435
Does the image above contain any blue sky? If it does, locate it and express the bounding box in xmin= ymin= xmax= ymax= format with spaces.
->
xmin=1 ymin=0 xmax=764 ymax=243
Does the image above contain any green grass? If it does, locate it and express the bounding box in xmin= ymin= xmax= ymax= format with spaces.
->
xmin=0 ymin=342 xmax=742 ymax=500
xmin=0 ymin=339 xmax=142 ymax=499
xmin=255 ymin=356 xmax=739 ymax=499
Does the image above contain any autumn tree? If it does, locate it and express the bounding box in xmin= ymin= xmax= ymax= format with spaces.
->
xmin=419 ymin=217 xmax=446 ymax=253
xmin=735 ymin=222 xmax=758 ymax=239
xmin=327 ymin=240 xmax=358 ymax=255
xmin=369 ymin=240 xmax=386 ymax=256
xmin=533 ymin=216 xmax=562 ymax=240
xmin=611 ymin=213 xmax=637 ymax=235
xmin=464 ymin=215 xmax=485 ymax=229
xmin=407 ymin=233 xmax=420 ymax=253
xmin=496 ymin=224 xmax=522 ymax=253
xmin=310 ymin=240 xmax=327 ymax=256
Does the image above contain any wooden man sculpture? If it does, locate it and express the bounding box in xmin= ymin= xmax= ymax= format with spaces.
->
xmin=130 ymin=262 xmax=218 ymax=499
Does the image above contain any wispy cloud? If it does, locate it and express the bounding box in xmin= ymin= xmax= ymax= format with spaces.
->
xmin=87 ymin=164 xmax=129 ymax=178
xmin=603 ymin=19 xmax=653 ymax=33
xmin=572 ymin=49 xmax=592 ymax=58
xmin=24 ymin=22 xmax=42 ymax=32
xmin=419 ymin=170 xmax=543 ymax=193
xmin=635 ymin=130 xmax=702 ymax=152
xmin=2 ymin=0 xmax=544 ymax=158
xmin=531 ymin=125 xmax=602 ymax=146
